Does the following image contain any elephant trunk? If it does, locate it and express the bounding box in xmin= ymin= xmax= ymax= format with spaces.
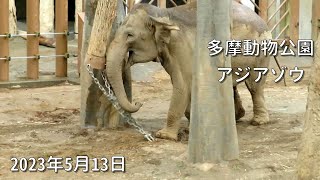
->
xmin=106 ymin=39 xmax=142 ymax=113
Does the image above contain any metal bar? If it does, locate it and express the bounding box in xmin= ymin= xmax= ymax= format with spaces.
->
xmin=169 ymin=0 xmax=178 ymax=7
xmin=40 ymin=55 xmax=65 ymax=58
xmin=267 ymin=0 xmax=288 ymax=23
xmin=0 ymin=0 xmax=9 ymax=81
xmin=27 ymin=0 xmax=40 ymax=79
xmin=250 ymin=0 xmax=261 ymax=12
xmin=276 ymin=24 xmax=290 ymax=39
xmin=0 ymin=54 xmax=77 ymax=60
xmin=55 ymin=0 xmax=68 ymax=77
xmin=0 ymin=32 xmax=78 ymax=38
xmin=122 ymin=0 xmax=128 ymax=8
xmin=40 ymin=32 xmax=78 ymax=35
xmin=271 ymin=9 xmax=289 ymax=32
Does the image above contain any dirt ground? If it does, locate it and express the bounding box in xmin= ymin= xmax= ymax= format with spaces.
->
xmin=0 ymin=58 xmax=311 ymax=179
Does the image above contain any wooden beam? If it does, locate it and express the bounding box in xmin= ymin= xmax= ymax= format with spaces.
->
xmin=259 ymin=0 xmax=268 ymax=22
xmin=78 ymin=12 xmax=85 ymax=76
xmin=0 ymin=0 xmax=9 ymax=81
xmin=289 ymin=0 xmax=299 ymax=42
xmin=27 ymin=0 xmax=40 ymax=79
xmin=85 ymin=0 xmax=117 ymax=69
xmin=188 ymin=0 xmax=239 ymax=163
xmin=55 ymin=0 xmax=68 ymax=77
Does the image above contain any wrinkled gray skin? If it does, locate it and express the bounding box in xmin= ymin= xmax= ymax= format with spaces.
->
xmin=106 ymin=1 xmax=271 ymax=140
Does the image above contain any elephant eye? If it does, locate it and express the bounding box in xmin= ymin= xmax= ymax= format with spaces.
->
xmin=127 ymin=32 xmax=134 ymax=38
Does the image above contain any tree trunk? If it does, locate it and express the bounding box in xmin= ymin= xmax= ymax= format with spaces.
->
xmin=297 ymin=35 xmax=320 ymax=179
xmin=188 ymin=0 xmax=239 ymax=163
xmin=80 ymin=0 xmax=129 ymax=128
xmin=9 ymin=0 xmax=17 ymax=34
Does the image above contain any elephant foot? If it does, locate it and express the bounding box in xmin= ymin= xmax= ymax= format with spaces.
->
xmin=235 ymin=106 xmax=245 ymax=121
xmin=156 ymin=128 xmax=178 ymax=141
xmin=251 ymin=112 xmax=269 ymax=126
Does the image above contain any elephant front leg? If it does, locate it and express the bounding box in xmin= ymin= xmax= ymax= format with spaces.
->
xmin=156 ymin=86 xmax=189 ymax=140
xmin=245 ymin=82 xmax=269 ymax=125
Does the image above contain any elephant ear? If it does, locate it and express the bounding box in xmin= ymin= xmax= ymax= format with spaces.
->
xmin=149 ymin=16 xmax=180 ymax=46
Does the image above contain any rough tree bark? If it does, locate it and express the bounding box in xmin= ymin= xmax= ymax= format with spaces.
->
xmin=297 ymin=35 xmax=320 ymax=179
xmin=188 ymin=0 xmax=239 ymax=163
xmin=80 ymin=0 xmax=129 ymax=128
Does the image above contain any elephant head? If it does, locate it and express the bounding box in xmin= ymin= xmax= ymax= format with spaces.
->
xmin=106 ymin=6 xmax=179 ymax=113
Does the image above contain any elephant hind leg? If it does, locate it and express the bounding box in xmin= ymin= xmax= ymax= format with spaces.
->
xmin=245 ymin=81 xmax=269 ymax=125
xmin=234 ymin=86 xmax=245 ymax=121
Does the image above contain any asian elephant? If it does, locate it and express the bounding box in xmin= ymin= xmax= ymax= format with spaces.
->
xmin=106 ymin=1 xmax=271 ymax=140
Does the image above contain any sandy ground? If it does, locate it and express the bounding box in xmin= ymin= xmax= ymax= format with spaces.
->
xmin=0 ymin=59 xmax=311 ymax=179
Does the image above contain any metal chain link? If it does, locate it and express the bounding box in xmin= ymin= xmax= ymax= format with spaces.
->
xmin=86 ymin=64 xmax=155 ymax=142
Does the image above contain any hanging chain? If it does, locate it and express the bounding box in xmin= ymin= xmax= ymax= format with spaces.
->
xmin=86 ymin=64 xmax=155 ymax=142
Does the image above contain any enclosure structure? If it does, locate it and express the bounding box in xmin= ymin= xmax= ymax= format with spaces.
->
xmin=0 ymin=0 xmax=76 ymax=83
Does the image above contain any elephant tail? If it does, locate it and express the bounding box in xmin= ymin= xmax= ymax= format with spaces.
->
xmin=273 ymin=56 xmax=287 ymax=86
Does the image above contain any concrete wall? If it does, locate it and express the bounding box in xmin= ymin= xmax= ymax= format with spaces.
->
xmin=40 ymin=0 xmax=54 ymax=37
xmin=9 ymin=0 xmax=17 ymax=34
xmin=299 ymin=0 xmax=313 ymax=39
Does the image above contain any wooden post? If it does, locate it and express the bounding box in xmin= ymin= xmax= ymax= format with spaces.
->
xmin=77 ymin=0 xmax=85 ymax=75
xmin=188 ymin=0 xmax=239 ymax=163
xmin=78 ymin=12 xmax=85 ymax=76
xmin=259 ymin=0 xmax=268 ymax=22
xmin=55 ymin=0 xmax=68 ymax=77
xmin=27 ymin=0 xmax=40 ymax=79
xmin=289 ymin=0 xmax=299 ymax=42
xmin=0 ymin=0 xmax=10 ymax=81
xmin=158 ymin=0 xmax=166 ymax=8
xmin=297 ymin=34 xmax=320 ymax=179
xmin=80 ymin=0 xmax=100 ymax=128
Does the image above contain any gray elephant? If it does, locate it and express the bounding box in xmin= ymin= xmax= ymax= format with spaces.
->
xmin=106 ymin=1 xmax=271 ymax=140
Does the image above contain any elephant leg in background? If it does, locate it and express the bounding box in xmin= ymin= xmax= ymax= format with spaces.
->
xmin=184 ymin=87 xmax=243 ymax=123
xmin=156 ymin=85 xmax=189 ymax=140
xmin=234 ymin=86 xmax=245 ymax=121
xmin=184 ymin=101 xmax=191 ymax=121
xmin=245 ymin=80 xmax=269 ymax=125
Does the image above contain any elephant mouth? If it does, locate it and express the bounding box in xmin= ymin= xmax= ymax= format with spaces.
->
xmin=152 ymin=57 xmax=161 ymax=63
